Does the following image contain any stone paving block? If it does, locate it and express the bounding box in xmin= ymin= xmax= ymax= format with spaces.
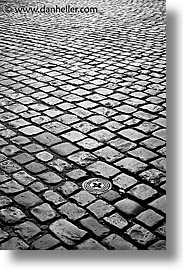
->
xmin=0 ymin=207 xmax=25 ymax=224
xmin=62 ymin=130 xmax=86 ymax=142
xmin=102 ymin=234 xmax=137 ymax=250
xmin=128 ymin=147 xmax=158 ymax=161
xmin=104 ymin=121 xmax=123 ymax=132
xmin=0 ymin=237 xmax=29 ymax=250
xmin=113 ymin=173 xmax=137 ymax=190
xmin=23 ymin=143 xmax=44 ymax=153
xmin=119 ymin=129 xmax=146 ymax=141
xmin=31 ymin=203 xmax=56 ymax=222
xmin=80 ymin=217 xmax=109 ymax=237
xmin=77 ymin=138 xmax=102 ymax=150
xmin=139 ymin=169 xmax=166 ymax=186
xmin=14 ymin=191 xmax=42 ymax=207
xmin=34 ymin=132 xmax=62 ymax=146
xmin=155 ymin=224 xmax=166 ymax=237
xmin=153 ymin=129 xmax=166 ymax=141
xmin=0 ymin=228 xmax=9 ymax=242
xmin=151 ymin=157 xmax=166 ymax=172
xmin=94 ymin=146 xmax=123 ymax=162
xmin=50 ymin=219 xmax=87 ymax=246
xmin=43 ymin=190 xmax=66 ymax=206
xmin=43 ymin=121 xmax=70 ymax=134
xmin=58 ymin=181 xmax=80 ymax=196
xmin=58 ymin=202 xmax=86 ymax=221
xmin=32 ymin=234 xmax=60 ymax=250
xmin=36 ymin=151 xmax=53 ymax=162
xmin=136 ymin=209 xmax=164 ymax=227
xmin=38 ymin=172 xmax=62 ymax=185
xmin=49 ymin=158 xmax=72 ymax=172
xmin=13 ymin=153 xmax=35 ymax=164
xmin=20 ymin=126 xmax=43 ymax=135
xmin=88 ymin=115 xmax=108 ymax=124
xmin=87 ymin=161 xmax=120 ymax=178
xmin=148 ymin=240 xmax=166 ymax=250
xmin=14 ymin=221 xmax=41 ymax=241
xmin=0 ymin=160 xmax=21 ymax=173
xmin=126 ymin=224 xmax=156 ymax=246
xmin=74 ymin=122 xmax=96 ymax=133
xmin=32 ymin=115 xmax=51 ymax=124
xmin=70 ymin=190 xmax=96 ymax=206
xmin=29 ymin=181 xmax=48 ymax=193
xmin=104 ymin=213 xmax=128 ymax=230
xmin=51 ymin=142 xmax=79 ymax=156
xmin=128 ymin=184 xmax=157 ymax=201
xmin=115 ymin=157 xmax=147 ymax=173
xmin=13 ymin=171 xmax=35 ymax=186
xmin=68 ymin=151 xmax=97 ymax=166
xmin=58 ymin=114 xmax=79 ymax=125
xmin=67 ymin=169 xmax=87 ymax=180
xmin=148 ymin=195 xmax=166 ymax=214
xmin=8 ymin=118 xmax=30 ymax=129
xmin=90 ymin=129 xmax=115 ymax=142
xmin=25 ymin=162 xmax=47 ymax=174
xmin=87 ymin=200 xmax=114 ymax=218
xmin=77 ymin=238 xmax=106 ymax=250
xmin=140 ymin=137 xmax=165 ymax=150
xmin=100 ymin=190 xmax=121 ymax=202
xmin=115 ymin=199 xmax=143 ymax=217
xmin=0 ymin=171 xmax=11 ymax=182
xmin=0 ymin=180 xmax=24 ymax=194
xmin=1 ymin=145 xmax=20 ymax=156
xmin=0 ymin=196 xmax=12 ymax=208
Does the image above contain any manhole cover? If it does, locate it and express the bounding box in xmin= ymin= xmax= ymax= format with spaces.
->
xmin=82 ymin=178 xmax=112 ymax=195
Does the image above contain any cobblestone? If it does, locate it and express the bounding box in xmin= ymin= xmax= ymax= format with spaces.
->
xmin=0 ymin=0 xmax=166 ymax=250
xmin=14 ymin=191 xmax=42 ymax=207
xmin=31 ymin=234 xmax=60 ymax=250
xmin=126 ymin=224 xmax=156 ymax=246
xmin=50 ymin=219 xmax=87 ymax=246
xmin=76 ymin=238 xmax=106 ymax=250
xmin=0 ymin=207 xmax=25 ymax=224
xmin=104 ymin=213 xmax=128 ymax=230
xmin=0 ymin=237 xmax=29 ymax=250
xmin=80 ymin=217 xmax=109 ymax=237
xmin=31 ymin=203 xmax=56 ymax=222
xmin=0 ymin=180 xmax=24 ymax=194
xmin=136 ymin=209 xmax=164 ymax=227
xmin=115 ymin=199 xmax=143 ymax=217
xmin=87 ymin=200 xmax=114 ymax=218
xmin=14 ymin=221 xmax=41 ymax=241
xmin=58 ymin=202 xmax=86 ymax=221
xmin=102 ymin=234 xmax=137 ymax=250
xmin=70 ymin=190 xmax=96 ymax=206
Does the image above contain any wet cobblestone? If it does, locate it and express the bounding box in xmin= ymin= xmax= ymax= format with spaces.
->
xmin=0 ymin=0 xmax=166 ymax=250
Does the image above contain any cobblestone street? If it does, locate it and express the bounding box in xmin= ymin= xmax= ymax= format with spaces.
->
xmin=0 ymin=0 xmax=166 ymax=250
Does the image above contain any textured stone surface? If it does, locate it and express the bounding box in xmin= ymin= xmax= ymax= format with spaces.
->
xmin=115 ymin=199 xmax=143 ymax=216
xmin=32 ymin=234 xmax=60 ymax=250
xmin=31 ymin=203 xmax=56 ymax=222
xmin=102 ymin=234 xmax=137 ymax=250
xmin=0 ymin=0 xmax=166 ymax=250
xmin=77 ymin=238 xmax=106 ymax=250
xmin=0 ymin=237 xmax=29 ymax=250
xmin=0 ymin=207 xmax=25 ymax=224
xmin=58 ymin=202 xmax=86 ymax=221
xmin=87 ymin=200 xmax=114 ymax=218
xmin=80 ymin=217 xmax=109 ymax=237
xmin=50 ymin=219 xmax=87 ymax=246
xmin=14 ymin=221 xmax=41 ymax=240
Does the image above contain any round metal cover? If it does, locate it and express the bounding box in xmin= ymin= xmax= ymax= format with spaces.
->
xmin=82 ymin=178 xmax=112 ymax=195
